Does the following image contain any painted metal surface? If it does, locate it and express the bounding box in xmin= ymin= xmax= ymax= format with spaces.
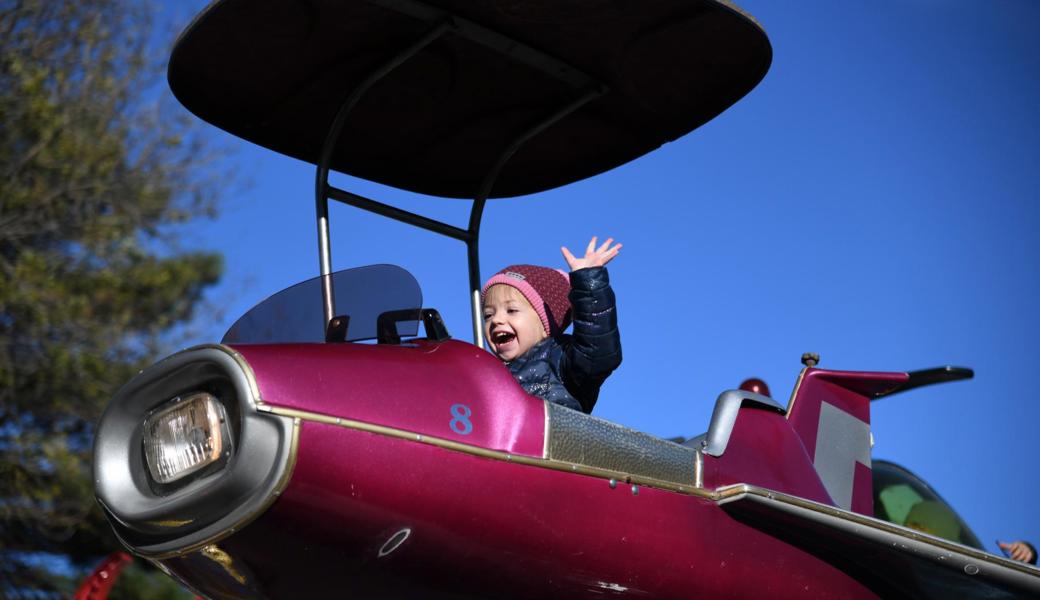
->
xmin=150 ymin=344 xmax=886 ymax=597
xmin=704 ymin=406 xmax=834 ymax=506
xmin=786 ymin=368 xmax=908 ymax=516
xmin=720 ymin=485 xmax=1040 ymax=598
xmin=701 ymin=389 xmax=784 ymax=457
xmin=100 ymin=341 xmax=1040 ymax=597
xmin=232 ymin=340 xmax=546 ymax=458
xmin=159 ymin=419 xmax=877 ymax=599
xmin=74 ymin=552 xmax=133 ymax=600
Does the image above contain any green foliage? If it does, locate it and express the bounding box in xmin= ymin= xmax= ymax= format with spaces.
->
xmin=108 ymin=562 xmax=195 ymax=600
xmin=0 ymin=0 xmax=225 ymax=594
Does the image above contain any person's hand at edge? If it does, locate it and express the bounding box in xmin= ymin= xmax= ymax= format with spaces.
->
xmin=998 ymin=540 xmax=1036 ymax=563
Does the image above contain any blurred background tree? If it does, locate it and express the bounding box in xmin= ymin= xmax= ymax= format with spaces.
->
xmin=1 ymin=0 xmax=225 ymax=596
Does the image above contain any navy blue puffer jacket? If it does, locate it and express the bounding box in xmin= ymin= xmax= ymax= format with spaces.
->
xmin=506 ymin=266 xmax=621 ymax=413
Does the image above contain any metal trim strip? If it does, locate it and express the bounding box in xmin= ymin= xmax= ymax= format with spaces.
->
xmin=783 ymin=366 xmax=809 ymax=419
xmin=542 ymin=400 xmax=550 ymax=459
xmin=715 ymin=483 xmax=1040 ymax=579
xmin=262 ymin=405 xmax=711 ymax=498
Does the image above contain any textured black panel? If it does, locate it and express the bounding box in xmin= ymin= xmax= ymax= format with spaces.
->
xmin=547 ymin=402 xmax=697 ymax=486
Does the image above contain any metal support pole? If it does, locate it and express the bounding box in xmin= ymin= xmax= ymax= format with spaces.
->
xmin=315 ymin=198 xmax=335 ymax=328
xmin=327 ymin=187 xmax=472 ymax=242
xmin=313 ymin=20 xmax=453 ymax=326
xmin=466 ymin=237 xmax=485 ymax=348
xmin=465 ymin=85 xmax=606 ymax=346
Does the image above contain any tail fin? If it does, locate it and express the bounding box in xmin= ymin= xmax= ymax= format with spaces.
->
xmin=786 ymin=368 xmax=907 ymax=515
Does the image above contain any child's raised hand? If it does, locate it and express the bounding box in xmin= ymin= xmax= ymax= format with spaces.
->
xmin=561 ymin=236 xmax=622 ymax=272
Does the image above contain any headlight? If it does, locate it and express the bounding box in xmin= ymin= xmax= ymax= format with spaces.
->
xmin=94 ymin=345 xmax=297 ymax=557
xmin=144 ymin=392 xmax=232 ymax=484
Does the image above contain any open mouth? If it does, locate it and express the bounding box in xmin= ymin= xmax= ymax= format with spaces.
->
xmin=492 ymin=331 xmax=516 ymax=345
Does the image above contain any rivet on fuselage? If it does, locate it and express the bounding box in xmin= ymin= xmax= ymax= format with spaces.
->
xmin=378 ymin=528 xmax=412 ymax=558
xmin=609 ymin=479 xmax=617 ymax=489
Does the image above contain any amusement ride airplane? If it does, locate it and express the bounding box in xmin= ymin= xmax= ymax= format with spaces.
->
xmin=87 ymin=0 xmax=1040 ymax=598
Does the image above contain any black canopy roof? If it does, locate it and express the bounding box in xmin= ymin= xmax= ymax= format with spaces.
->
xmin=169 ymin=0 xmax=771 ymax=199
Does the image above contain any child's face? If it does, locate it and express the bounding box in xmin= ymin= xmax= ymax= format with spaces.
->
xmin=482 ymin=285 xmax=547 ymax=362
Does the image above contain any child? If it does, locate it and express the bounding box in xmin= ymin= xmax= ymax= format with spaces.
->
xmin=481 ymin=236 xmax=622 ymax=413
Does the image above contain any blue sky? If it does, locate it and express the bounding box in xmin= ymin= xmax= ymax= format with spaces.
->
xmin=169 ymin=1 xmax=1039 ymax=558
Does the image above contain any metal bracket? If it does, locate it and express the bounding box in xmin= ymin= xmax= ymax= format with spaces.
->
xmin=700 ymin=390 xmax=786 ymax=457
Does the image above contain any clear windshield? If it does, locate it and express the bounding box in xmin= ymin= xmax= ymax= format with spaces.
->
xmin=873 ymin=460 xmax=984 ymax=550
xmin=222 ymin=264 xmax=422 ymax=344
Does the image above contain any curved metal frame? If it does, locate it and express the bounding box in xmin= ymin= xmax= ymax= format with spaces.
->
xmin=312 ymin=0 xmax=606 ymax=346
xmin=698 ymin=389 xmax=785 ymax=457
xmin=314 ymin=19 xmax=454 ymax=328
xmin=93 ymin=345 xmax=299 ymax=558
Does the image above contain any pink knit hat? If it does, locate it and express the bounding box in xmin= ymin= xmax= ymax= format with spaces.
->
xmin=482 ymin=265 xmax=572 ymax=335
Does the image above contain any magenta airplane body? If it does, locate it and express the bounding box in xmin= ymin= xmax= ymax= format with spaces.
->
xmin=90 ymin=0 xmax=1040 ymax=598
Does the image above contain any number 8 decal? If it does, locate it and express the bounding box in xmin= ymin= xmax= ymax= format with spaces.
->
xmin=449 ymin=403 xmax=473 ymax=435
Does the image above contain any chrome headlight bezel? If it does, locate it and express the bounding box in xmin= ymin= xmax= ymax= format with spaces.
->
xmin=93 ymin=344 xmax=296 ymax=558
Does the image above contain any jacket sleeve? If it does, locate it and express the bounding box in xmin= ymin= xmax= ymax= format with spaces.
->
xmin=561 ymin=266 xmax=622 ymax=412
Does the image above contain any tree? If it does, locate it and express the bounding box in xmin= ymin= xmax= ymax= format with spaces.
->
xmin=1 ymin=0 xmax=224 ymax=595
